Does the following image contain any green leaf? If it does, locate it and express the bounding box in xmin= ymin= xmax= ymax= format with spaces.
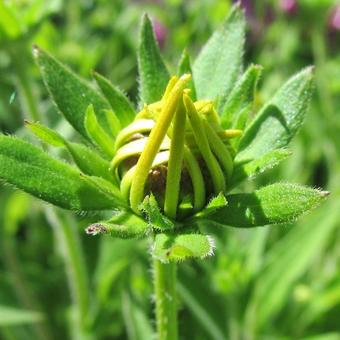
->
xmin=0 ymin=306 xmax=43 ymax=326
xmin=86 ymin=210 xmax=149 ymax=239
xmin=198 ymin=183 xmax=329 ymax=228
xmin=84 ymin=104 xmax=115 ymax=157
xmin=122 ymin=291 xmax=154 ymax=340
xmin=245 ymin=199 xmax=339 ymax=329
xmin=220 ymin=64 xmax=262 ymax=128
xmin=0 ymin=135 xmax=120 ymax=210
xmin=0 ymin=3 xmax=22 ymax=40
xmin=93 ymin=72 xmax=135 ymax=127
xmin=139 ymin=194 xmax=174 ymax=230
xmin=193 ymin=3 xmax=245 ymax=108
xmin=237 ymin=67 xmax=314 ymax=162
xmin=26 ymin=121 xmax=113 ymax=181
xmin=196 ymin=192 xmax=228 ymax=218
xmin=153 ymin=233 xmax=215 ymax=262
xmin=138 ymin=14 xmax=170 ymax=104
xmin=177 ymin=49 xmax=197 ymax=100
xmin=178 ymin=273 xmax=226 ymax=340
xmin=230 ymin=148 xmax=292 ymax=188
xmin=33 ymin=46 xmax=111 ymax=139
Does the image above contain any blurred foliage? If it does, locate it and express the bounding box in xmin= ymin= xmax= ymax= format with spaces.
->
xmin=0 ymin=0 xmax=339 ymax=339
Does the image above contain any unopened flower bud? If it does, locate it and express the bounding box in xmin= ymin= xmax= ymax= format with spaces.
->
xmin=111 ymin=75 xmax=241 ymax=220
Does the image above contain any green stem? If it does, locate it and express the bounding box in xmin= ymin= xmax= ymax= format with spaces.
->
xmin=154 ymin=260 xmax=178 ymax=340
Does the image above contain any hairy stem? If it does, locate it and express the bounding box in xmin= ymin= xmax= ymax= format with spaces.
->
xmin=154 ymin=260 xmax=178 ymax=340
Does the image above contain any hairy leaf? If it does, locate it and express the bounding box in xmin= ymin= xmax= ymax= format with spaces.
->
xmin=153 ymin=233 xmax=215 ymax=262
xmin=139 ymin=194 xmax=174 ymax=230
xmin=33 ymin=46 xmax=111 ymax=139
xmin=26 ymin=121 xmax=113 ymax=181
xmin=84 ymin=104 xmax=115 ymax=157
xmin=221 ymin=64 xmax=262 ymax=128
xmin=196 ymin=192 xmax=228 ymax=218
xmin=198 ymin=183 xmax=328 ymax=228
xmin=230 ymin=148 xmax=292 ymax=188
xmin=86 ymin=211 xmax=149 ymax=238
xmin=138 ymin=14 xmax=170 ymax=104
xmin=237 ymin=67 xmax=314 ymax=161
xmin=0 ymin=135 xmax=120 ymax=210
xmin=193 ymin=3 xmax=245 ymax=108
xmin=93 ymin=72 xmax=135 ymax=127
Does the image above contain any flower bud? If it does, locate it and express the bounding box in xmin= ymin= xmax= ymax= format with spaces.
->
xmin=111 ymin=75 xmax=241 ymax=220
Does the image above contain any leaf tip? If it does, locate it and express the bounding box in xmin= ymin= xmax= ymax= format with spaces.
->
xmin=32 ymin=44 xmax=40 ymax=58
xmin=320 ymin=190 xmax=330 ymax=198
xmin=85 ymin=223 xmax=107 ymax=236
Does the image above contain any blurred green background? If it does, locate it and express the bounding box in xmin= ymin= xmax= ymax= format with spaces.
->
xmin=0 ymin=0 xmax=339 ymax=339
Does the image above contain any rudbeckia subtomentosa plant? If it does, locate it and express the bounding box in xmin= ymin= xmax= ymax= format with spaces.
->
xmin=0 ymin=4 xmax=328 ymax=340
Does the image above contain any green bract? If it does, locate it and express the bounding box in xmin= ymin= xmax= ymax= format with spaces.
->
xmin=0 ymin=4 xmax=328 ymax=264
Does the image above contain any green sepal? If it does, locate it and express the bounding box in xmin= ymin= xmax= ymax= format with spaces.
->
xmin=237 ymin=67 xmax=314 ymax=161
xmin=177 ymin=49 xmax=197 ymax=100
xmin=0 ymin=135 xmax=120 ymax=210
xmin=230 ymin=148 xmax=292 ymax=188
xmin=33 ymin=46 xmax=111 ymax=139
xmin=221 ymin=64 xmax=262 ymax=129
xmin=139 ymin=194 xmax=174 ymax=230
xmin=84 ymin=104 xmax=115 ymax=157
xmin=197 ymin=183 xmax=329 ymax=228
xmin=93 ymin=72 xmax=135 ymax=127
xmin=86 ymin=210 xmax=149 ymax=239
xmin=153 ymin=233 xmax=215 ymax=263
xmin=195 ymin=192 xmax=228 ymax=218
xmin=25 ymin=121 xmax=113 ymax=181
xmin=138 ymin=14 xmax=170 ymax=104
xmin=193 ymin=3 xmax=245 ymax=108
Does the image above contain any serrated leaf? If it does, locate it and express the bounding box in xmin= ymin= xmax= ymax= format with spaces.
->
xmin=153 ymin=233 xmax=215 ymax=263
xmin=33 ymin=46 xmax=111 ymax=139
xmin=198 ymin=183 xmax=328 ymax=228
xmin=237 ymin=67 xmax=314 ymax=162
xmin=193 ymin=3 xmax=245 ymax=108
xmin=177 ymin=49 xmax=197 ymax=100
xmin=138 ymin=14 xmax=170 ymax=104
xmin=230 ymin=148 xmax=292 ymax=188
xmin=0 ymin=135 xmax=120 ymax=210
xmin=221 ymin=64 xmax=262 ymax=128
xmin=26 ymin=121 xmax=113 ymax=181
xmin=139 ymin=194 xmax=174 ymax=230
xmin=0 ymin=306 xmax=43 ymax=326
xmin=86 ymin=211 xmax=149 ymax=239
xmin=93 ymin=72 xmax=135 ymax=127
